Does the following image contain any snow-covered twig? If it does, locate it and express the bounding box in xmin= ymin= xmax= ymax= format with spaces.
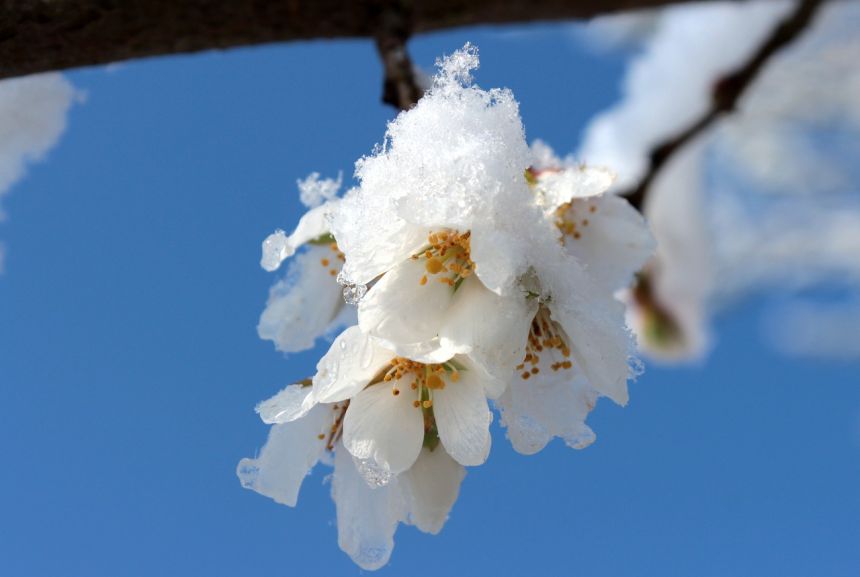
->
xmin=622 ymin=0 xmax=825 ymax=211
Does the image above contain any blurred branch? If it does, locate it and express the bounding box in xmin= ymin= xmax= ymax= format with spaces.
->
xmin=2 ymin=0 xmax=719 ymax=82
xmin=622 ymin=0 xmax=825 ymax=212
xmin=374 ymin=4 xmax=424 ymax=110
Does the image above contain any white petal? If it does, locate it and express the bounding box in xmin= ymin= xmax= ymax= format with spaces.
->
xmin=358 ymin=257 xmax=455 ymax=348
xmin=257 ymin=246 xmax=345 ymax=353
xmin=332 ymin=189 xmax=431 ymax=286
xmin=311 ymin=326 xmax=396 ymax=404
xmin=469 ymin=226 xmax=528 ymax=295
xmin=332 ymin=442 xmax=405 ymax=571
xmin=260 ymin=201 xmax=336 ymax=272
xmin=536 ymin=165 xmax=616 ymax=210
xmin=343 ymin=382 xmax=425 ymax=475
xmin=539 ymin=254 xmax=634 ymax=405
xmin=497 ymin=369 xmax=598 ymax=455
xmin=399 ymin=446 xmax=465 ymax=534
xmin=439 ymin=276 xmax=536 ymax=396
xmin=432 ymin=368 xmax=492 ymax=466
xmin=255 ymin=384 xmax=314 ymax=424
xmin=561 ymin=194 xmax=655 ymax=291
xmin=236 ymin=404 xmax=330 ymax=507
xmin=550 ymin=290 xmax=632 ymax=406
xmin=288 ymin=201 xmax=337 ymax=251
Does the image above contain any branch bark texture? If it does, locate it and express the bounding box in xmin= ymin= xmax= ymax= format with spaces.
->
xmin=2 ymin=0 xmax=706 ymax=81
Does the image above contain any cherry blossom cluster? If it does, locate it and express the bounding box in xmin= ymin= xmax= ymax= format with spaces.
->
xmin=238 ymin=45 xmax=654 ymax=570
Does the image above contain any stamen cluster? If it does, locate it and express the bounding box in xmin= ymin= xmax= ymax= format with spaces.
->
xmin=412 ymin=230 xmax=474 ymax=288
xmin=516 ymin=305 xmax=573 ymax=380
xmin=317 ymin=241 xmax=346 ymax=277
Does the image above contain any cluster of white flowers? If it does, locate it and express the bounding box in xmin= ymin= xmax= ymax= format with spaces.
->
xmin=238 ymin=45 xmax=654 ymax=570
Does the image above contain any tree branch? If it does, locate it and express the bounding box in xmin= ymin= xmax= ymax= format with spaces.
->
xmin=1 ymin=0 xmax=710 ymax=82
xmin=374 ymin=3 xmax=424 ymax=111
xmin=622 ymin=0 xmax=825 ymax=211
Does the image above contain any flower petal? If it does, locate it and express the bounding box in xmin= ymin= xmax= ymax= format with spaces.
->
xmin=255 ymin=384 xmax=314 ymax=424
xmin=399 ymin=446 xmax=466 ymax=534
xmin=469 ymin=226 xmax=528 ymax=295
xmin=332 ymin=442 xmax=405 ymax=571
xmin=561 ymin=194 xmax=655 ymax=291
xmin=432 ymin=368 xmax=492 ymax=466
xmin=260 ymin=201 xmax=337 ymax=272
xmin=358 ymin=257 xmax=455 ymax=349
xmin=257 ymin=245 xmax=346 ymax=353
xmin=311 ymin=326 xmax=396 ymax=404
xmin=536 ymin=166 xmax=616 ymax=210
xmin=549 ymin=289 xmax=632 ymax=406
xmin=236 ymin=404 xmax=330 ymax=507
xmin=439 ymin=276 xmax=536 ymax=396
xmin=343 ymin=382 xmax=425 ymax=475
xmin=497 ymin=369 xmax=598 ymax=455
xmin=332 ymin=189 xmax=431 ymax=286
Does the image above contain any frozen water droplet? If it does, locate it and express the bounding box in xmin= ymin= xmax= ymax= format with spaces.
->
xmin=566 ymin=425 xmax=596 ymax=450
xmin=629 ymin=356 xmax=645 ymax=378
xmin=317 ymin=357 xmax=337 ymax=387
xmin=342 ymin=283 xmax=367 ymax=305
xmin=260 ymin=229 xmax=293 ymax=272
xmin=236 ymin=459 xmax=260 ymax=489
xmin=353 ymin=456 xmax=392 ymax=488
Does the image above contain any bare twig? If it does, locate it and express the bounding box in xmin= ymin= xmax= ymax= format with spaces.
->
xmin=0 ymin=0 xmax=711 ymax=83
xmin=374 ymin=4 xmax=424 ymax=111
xmin=623 ymin=0 xmax=825 ymax=212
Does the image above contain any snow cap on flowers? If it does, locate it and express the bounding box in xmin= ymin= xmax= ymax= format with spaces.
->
xmin=332 ymin=43 xmax=546 ymax=292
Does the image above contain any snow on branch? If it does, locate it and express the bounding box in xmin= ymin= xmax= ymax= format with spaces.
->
xmin=621 ymin=0 xmax=826 ymax=211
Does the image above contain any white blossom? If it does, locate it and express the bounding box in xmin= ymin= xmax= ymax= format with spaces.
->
xmin=491 ymin=142 xmax=653 ymax=453
xmin=237 ymin=382 xmax=465 ymax=570
xmin=240 ymin=44 xmax=657 ymax=570
xmin=306 ymin=326 xmax=495 ymax=476
xmin=257 ymin=177 xmax=356 ymax=353
xmin=331 ymin=46 xmax=647 ymax=407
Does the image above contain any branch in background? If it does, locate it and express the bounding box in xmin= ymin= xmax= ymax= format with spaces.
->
xmin=622 ymin=0 xmax=825 ymax=212
xmin=1 ymin=0 xmax=708 ymax=82
xmin=374 ymin=4 xmax=424 ymax=111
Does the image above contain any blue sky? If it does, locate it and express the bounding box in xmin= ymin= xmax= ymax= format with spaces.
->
xmin=0 ymin=23 xmax=858 ymax=577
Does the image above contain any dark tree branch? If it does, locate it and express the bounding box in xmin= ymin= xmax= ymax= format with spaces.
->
xmin=622 ymin=0 xmax=825 ymax=211
xmin=1 ymin=0 xmax=713 ymax=82
xmin=374 ymin=3 xmax=424 ymax=111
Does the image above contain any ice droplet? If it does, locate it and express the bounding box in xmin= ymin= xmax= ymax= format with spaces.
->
xmin=317 ymin=356 xmax=338 ymax=387
xmin=342 ymin=283 xmax=368 ymax=305
xmin=260 ymin=229 xmax=293 ymax=272
xmin=565 ymin=425 xmax=597 ymax=450
xmin=629 ymin=356 xmax=645 ymax=378
xmin=353 ymin=456 xmax=392 ymax=488
xmin=236 ymin=459 xmax=260 ymax=489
